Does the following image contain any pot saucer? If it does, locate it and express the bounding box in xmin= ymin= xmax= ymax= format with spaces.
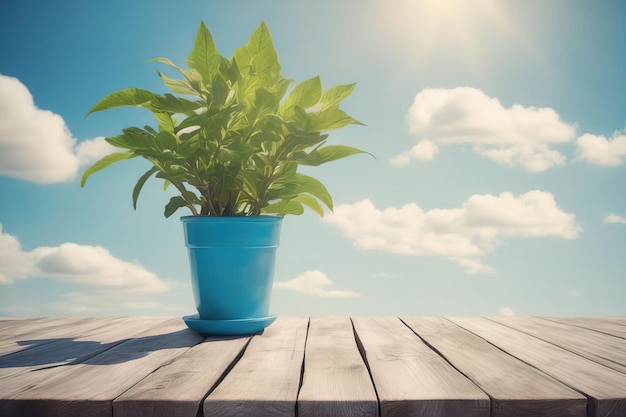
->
xmin=182 ymin=314 xmax=277 ymax=336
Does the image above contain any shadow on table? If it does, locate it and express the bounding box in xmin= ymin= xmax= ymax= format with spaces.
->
xmin=0 ymin=330 xmax=246 ymax=368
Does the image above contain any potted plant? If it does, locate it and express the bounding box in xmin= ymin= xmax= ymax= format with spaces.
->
xmin=81 ymin=21 xmax=367 ymax=335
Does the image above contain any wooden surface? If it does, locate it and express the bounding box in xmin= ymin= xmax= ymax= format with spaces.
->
xmin=0 ymin=317 xmax=624 ymax=417
xmin=352 ymin=317 xmax=489 ymax=417
xmin=297 ymin=317 xmax=378 ymax=417
xmin=403 ymin=317 xmax=586 ymax=417
xmin=203 ymin=317 xmax=308 ymax=417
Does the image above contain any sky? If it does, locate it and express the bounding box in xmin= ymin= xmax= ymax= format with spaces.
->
xmin=0 ymin=0 xmax=625 ymax=318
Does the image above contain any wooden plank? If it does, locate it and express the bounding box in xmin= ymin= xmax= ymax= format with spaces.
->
xmin=450 ymin=317 xmax=626 ymax=417
xmin=403 ymin=317 xmax=586 ymax=417
xmin=0 ymin=318 xmax=76 ymax=342
xmin=0 ymin=317 xmax=122 ymax=356
xmin=352 ymin=317 xmax=489 ymax=417
xmin=204 ymin=317 xmax=309 ymax=417
xmin=0 ymin=318 xmax=56 ymax=340
xmin=0 ymin=317 xmax=202 ymax=417
xmin=0 ymin=317 xmax=165 ymax=395
xmin=297 ymin=317 xmax=378 ymax=417
xmin=490 ymin=317 xmax=626 ymax=373
xmin=541 ymin=317 xmax=626 ymax=339
xmin=0 ymin=317 xmax=160 ymax=382
xmin=113 ymin=335 xmax=250 ymax=417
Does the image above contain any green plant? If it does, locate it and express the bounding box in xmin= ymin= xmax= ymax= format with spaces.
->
xmin=81 ymin=21 xmax=367 ymax=217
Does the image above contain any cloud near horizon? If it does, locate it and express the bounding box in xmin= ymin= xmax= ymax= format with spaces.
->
xmin=0 ymin=74 xmax=113 ymax=183
xmin=274 ymin=270 xmax=361 ymax=298
xmin=324 ymin=191 xmax=581 ymax=273
xmin=48 ymin=291 xmax=172 ymax=315
xmin=0 ymin=224 xmax=170 ymax=292
xmin=498 ymin=307 xmax=515 ymax=316
xmin=604 ymin=213 xmax=626 ymax=225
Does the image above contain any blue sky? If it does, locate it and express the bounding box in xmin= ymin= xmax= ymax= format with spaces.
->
xmin=1 ymin=0 xmax=625 ymax=317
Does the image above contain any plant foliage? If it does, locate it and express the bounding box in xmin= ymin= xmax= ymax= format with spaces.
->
xmin=82 ymin=21 xmax=367 ymax=217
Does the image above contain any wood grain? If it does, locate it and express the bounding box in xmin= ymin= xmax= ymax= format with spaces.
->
xmin=297 ymin=317 xmax=378 ymax=417
xmin=352 ymin=317 xmax=489 ymax=417
xmin=0 ymin=317 xmax=124 ymax=356
xmin=204 ymin=317 xmax=309 ymax=417
xmin=541 ymin=317 xmax=626 ymax=339
xmin=402 ymin=317 xmax=586 ymax=417
xmin=0 ymin=317 xmax=164 ymax=385
xmin=0 ymin=318 xmax=202 ymax=417
xmin=490 ymin=316 xmax=626 ymax=373
xmin=0 ymin=318 xmax=68 ymax=341
xmin=114 ymin=334 xmax=250 ymax=417
xmin=0 ymin=317 xmax=98 ymax=344
xmin=450 ymin=317 xmax=626 ymax=417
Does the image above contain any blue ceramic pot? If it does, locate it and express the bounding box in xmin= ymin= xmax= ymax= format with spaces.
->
xmin=181 ymin=216 xmax=282 ymax=323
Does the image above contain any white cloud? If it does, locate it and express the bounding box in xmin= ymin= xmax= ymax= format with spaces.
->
xmin=48 ymin=291 xmax=174 ymax=315
xmin=274 ymin=270 xmax=361 ymax=298
xmin=0 ymin=225 xmax=33 ymax=284
xmin=0 ymin=224 xmax=169 ymax=292
xmin=394 ymin=87 xmax=576 ymax=171
xmin=324 ymin=191 xmax=581 ymax=273
xmin=498 ymin=307 xmax=515 ymax=316
xmin=0 ymin=74 xmax=113 ymax=183
xmin=75 ymin=136 xmax=114 ymax=166
xmin=576 ymin=130 xmax=626 ymax=166
xmin=390 ymin=140 xmax=439 ymax=166
xmin=604 ymin=214 xmax=626 ymax=225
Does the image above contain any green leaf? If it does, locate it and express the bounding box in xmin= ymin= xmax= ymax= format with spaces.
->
xmin=164 ymin=196 xmax=188 ymax=218
xmin=152 ymin=57 xmax=208 ymax=95
xmin=155 ymin=130 xmax=179 ymax=151
xmin=298 ymin=145 xmax=370 ymax=166
xmin=80 ymin=151 xmax=135 ymax=187
xmin=281 ymin=76 xmax=322 ymax=112
xmin=307 ymin=107 xmax=364 ymax=132
xmin=154 ymin=112 xmax=177 ymax=133
xmin=320 ymin=83 xmax=356 ymax=109
xmin=106 ymin=128 xmax=157 ymax=152
xmin=133 ymin=166 xmax=159 ymax=209
xmin=151 ymin=94 xmax=202 ymax=114
xmin=186 ymin=21 xmax=220 ymax=84
xmin=267 ymin=173 xmax=333 ymax=211
xmin=233 ymin=22 xmax=281 ymax=84
xmin=262 ymin=199 xmax=304 ymax=216
xmin=293 ymin=174 xmax=333 ymax=210
xmin=186 ymin=68 xmax=205 ymax=93
xmin=157 ymin=71 xmax=198 ymax=96
xmin=317 ymin=144 xmax=373 ymax=163
xmin=274 ymin=77 xmax=293 ymax=101
xmin=159 ymin=163 xmax=192 ymax=182
xmin=87 ymin=88 xmax=156 ymax=115
xmin=254 ymin=88 xmax=280 ymax=115
xmin=294 ymin=193 xmax=325 ymax=216
xmin=150 ymin=57 xmax=186 ymax=74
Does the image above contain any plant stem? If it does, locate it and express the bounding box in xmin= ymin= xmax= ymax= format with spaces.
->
xmin=173 ymin=182 xmax=200 ymax=216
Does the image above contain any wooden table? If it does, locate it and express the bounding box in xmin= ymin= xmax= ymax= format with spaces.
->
xmin=0 ymin=316 xmax=624 ymax=417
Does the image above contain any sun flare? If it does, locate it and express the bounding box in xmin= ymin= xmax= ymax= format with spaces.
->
xmin=376 ymin=0 xmax=516 ymax=64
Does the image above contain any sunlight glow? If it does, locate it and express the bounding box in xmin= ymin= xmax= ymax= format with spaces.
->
xmin=376 ymin=0 xmax=517 ymax=65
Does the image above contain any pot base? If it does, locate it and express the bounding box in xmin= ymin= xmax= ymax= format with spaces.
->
xmin=182 ymin=314 xmax=277 ymax=336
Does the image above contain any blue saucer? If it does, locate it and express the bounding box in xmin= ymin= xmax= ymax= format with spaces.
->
xmin=182 ymin=314 xmax=277 ymax=335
